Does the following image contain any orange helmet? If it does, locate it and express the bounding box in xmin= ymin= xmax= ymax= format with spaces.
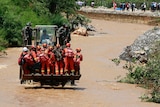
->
xmin=76 ymin=48 xmax=81 ymax=52
xmin=49 ymin=46 xmax=53 ymax=51
xmin=66 ymin=43 xmax=70 ymax=47
xmin=43 ymin=43 xmax=47 ymax=48
xmin=36 ymin=45 xmax=41 ymax=50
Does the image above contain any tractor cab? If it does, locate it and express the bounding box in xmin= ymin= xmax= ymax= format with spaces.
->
xmin=33 ymin=25 xmax=58 ymax=46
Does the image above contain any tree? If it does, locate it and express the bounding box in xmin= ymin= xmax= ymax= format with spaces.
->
xmin=46 ymin=0 xmax=79 ymax=20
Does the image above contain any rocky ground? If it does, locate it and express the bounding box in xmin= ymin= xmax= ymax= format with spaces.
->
xmin=119 ymin=26 xmax=160 ymax=62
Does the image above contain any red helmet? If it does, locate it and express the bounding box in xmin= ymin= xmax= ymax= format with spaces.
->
xmin=31 ymin=45 xmax=36 ymax=50
xmin=76 ymin=48 xmax=81 ymax=52
xmin=66 ymin=43 xmax=70 ymax=47
xmin=31 ymin=45 xmax=35 ymax=48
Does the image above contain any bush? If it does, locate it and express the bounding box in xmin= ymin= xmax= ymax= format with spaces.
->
xmin=0 ymin=36 xmax=8 ymax=51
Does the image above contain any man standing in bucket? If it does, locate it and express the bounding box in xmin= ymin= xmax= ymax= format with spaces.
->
xmin=22 ymin=22 xmax=33 ymax=46
xmin=64 ymin=43 xmax=75 ymax=75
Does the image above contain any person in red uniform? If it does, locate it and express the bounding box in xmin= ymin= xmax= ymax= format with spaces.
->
xmin=74 ymin=48 xmax=83 ymax=75
xmin=18 ymin=47 xmax=35 ymax=74
xmin=30 ymin=45 xmax=38 ymax=63
xmin=54 ymin=44 xmax=64 ymax=75
xmin=39 ymin=48 xmax=50 ymax=75
xmin=48 ymin=46 xmax=56 ymax=74
xmin=29 ymin=45 xmax=42 ymax=73
xmin=42 ymin=43 xmax=48 ymax=50
xmin=36 ymin=45 xmax=42 ymax=56
xmin=18 ymin=47 xmax=28 ymax=65
xmin=64 ymin=43 xmax=75 ymax=75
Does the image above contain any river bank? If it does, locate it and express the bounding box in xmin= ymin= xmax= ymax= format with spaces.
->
xmin=79 ymin=6 xmax=160 ymax=25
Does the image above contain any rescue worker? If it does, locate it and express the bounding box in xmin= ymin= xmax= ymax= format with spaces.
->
xmin=30 ymin=45 xmax=41 ymax=73
xmin=64 ymin=43 xmax=75 ymax=75
xmin=42 ymin=43 xmax=48 ymax=50
xmin=18 ymin=47 xmax=34 ymax=74
xmin=64 ymin=24 xmax=71 ymax=44
xmin=30 ymin=45 xmax=38 ymax=63
xmin=74 ymin=48 xmax=83 ymax=75
xmin=39 ymin=48 xmax=50 ymax=75
xmin=21 ymin=22 xmax=32 ymax=46
xmin=36 ymin=45 xmax=42 ymax=56
xmin=18 ymin=47 xmax=28 ymax=66
xmin=54 ymin=44 xmax=64 ymax=75
xmin=57 ymin=24 xmax=71 ymax=46
xmin=48 ymin=46 xmax=56 ymax=74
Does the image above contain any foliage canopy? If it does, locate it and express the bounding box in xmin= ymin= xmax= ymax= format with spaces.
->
xmin=0 ymin=0 xmax=80 ymax=47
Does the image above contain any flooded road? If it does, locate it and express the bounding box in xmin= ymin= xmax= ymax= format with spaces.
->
xmin=0 ymin=19 xmax=159 ymax=107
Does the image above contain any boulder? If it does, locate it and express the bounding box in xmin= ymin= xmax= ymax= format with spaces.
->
xmin=72 ymin=27 xmax=88 ymax=36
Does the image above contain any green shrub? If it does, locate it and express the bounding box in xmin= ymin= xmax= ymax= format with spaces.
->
xmin=0 ymin=36 xmax=8 ymax=51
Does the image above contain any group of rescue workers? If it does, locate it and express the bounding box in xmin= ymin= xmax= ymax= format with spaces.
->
xmin=18 ymin=42 xmax=83 ymax=76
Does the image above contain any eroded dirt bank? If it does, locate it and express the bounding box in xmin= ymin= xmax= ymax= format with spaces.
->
xmin=0 ymin=19 xmax=159 ymax=107
xmin=79 ymin=11 xmax=160 ymax=25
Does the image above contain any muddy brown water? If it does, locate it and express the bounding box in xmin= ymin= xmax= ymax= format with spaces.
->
xmin=0 ymin=19 xmax=159 ymax=107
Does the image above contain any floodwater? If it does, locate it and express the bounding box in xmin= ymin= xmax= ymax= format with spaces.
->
xmin=0 ymin=19 xmax=159 ymax=107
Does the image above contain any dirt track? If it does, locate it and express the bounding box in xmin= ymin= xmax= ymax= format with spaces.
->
xmin=0 ymin=19 xmax=159 ymax=107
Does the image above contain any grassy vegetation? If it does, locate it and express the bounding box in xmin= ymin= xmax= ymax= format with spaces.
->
xmin=0 ymin=0 xmax=52 ymax=48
